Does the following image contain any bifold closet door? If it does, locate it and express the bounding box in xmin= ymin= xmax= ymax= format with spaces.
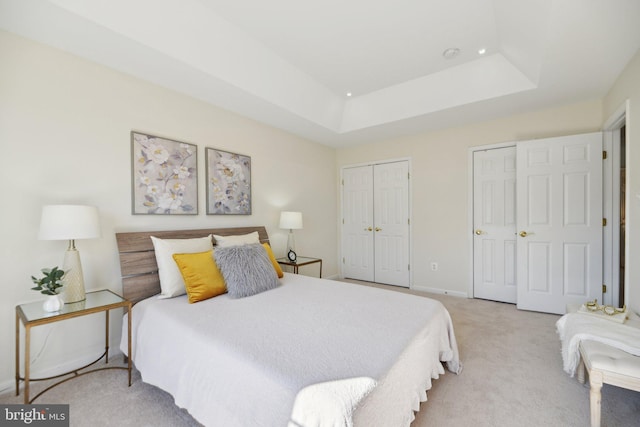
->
xmin=343 ymin=165 xmax=375 ymax=282
xmin=373 ymin=161 xmax=410 ymax=287
xmin=342 ymin=162 xmax=410 ymax=287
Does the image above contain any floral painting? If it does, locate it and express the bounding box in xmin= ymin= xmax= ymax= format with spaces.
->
xmin=206 ymin=148 xmax=251 ymax=215
xmin=131 ymin=132 xmax=197 ymax=215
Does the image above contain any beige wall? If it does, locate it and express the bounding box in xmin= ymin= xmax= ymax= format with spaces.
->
xmin=337 ymin=100 xmax=603 ymax=296
xmin=0 ymin=31 xmax=337 ymax=390
xmin=604 ymin=48 xmax=640 ymax=314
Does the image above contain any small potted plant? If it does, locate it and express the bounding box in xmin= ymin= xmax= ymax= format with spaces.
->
xmin=31 ymin=266 xmax=66 ymax=312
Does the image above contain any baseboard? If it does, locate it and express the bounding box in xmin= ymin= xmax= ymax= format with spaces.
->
xmin=410 ymin=284 xmax=468 ymax=298
xmin=324 ymin=274 xmax=340 ymax=280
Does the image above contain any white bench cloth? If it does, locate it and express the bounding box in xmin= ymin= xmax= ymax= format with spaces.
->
xmin=556 ymin=312 xmax=640 ymax=376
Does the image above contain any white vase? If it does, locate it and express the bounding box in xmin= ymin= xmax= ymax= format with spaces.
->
xmin=42 ymin=295 xmax=62 ymax=312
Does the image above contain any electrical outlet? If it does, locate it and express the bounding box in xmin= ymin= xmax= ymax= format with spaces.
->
xmin=431 ymin=262 xmax=438 ymax=271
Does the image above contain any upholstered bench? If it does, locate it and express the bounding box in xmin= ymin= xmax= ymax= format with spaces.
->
xmin=576 ymin=340 xmax=640 ymax=426
xmin=567 ymin=305 xmax=640 ymax=427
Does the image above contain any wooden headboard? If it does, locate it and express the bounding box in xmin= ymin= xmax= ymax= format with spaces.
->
xmin=116 ymin=226 xmax=269 ymax=304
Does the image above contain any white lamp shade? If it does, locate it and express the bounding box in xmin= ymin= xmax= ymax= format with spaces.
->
xmin=38 ymin=205 xmax=101 ymax=240
xmin=279 ymin=211 xmax=303 ymax=229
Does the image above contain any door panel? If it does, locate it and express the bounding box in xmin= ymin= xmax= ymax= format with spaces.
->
xmin=528 ymin=175 xmax=551 ymax=224
xmin=564 ymin=243 xmax=588 ymax=295
xmin=374 ymin=161 xmax=409 ymax=287
xmin=527 ymin=242 xmax=550 ymax=292
xmin=504 ymin=240 xmax=516 ymax=287
xmin=516 ymin=132 xmax=602 ymax=314
xmin=473 ymin=147 xmax=517 ymax=303
xmin=342 ymin=166 xmax=374 ymax=281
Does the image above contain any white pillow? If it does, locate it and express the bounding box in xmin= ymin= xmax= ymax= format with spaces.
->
xmin=150 ymin=235 xmax=213 ymax=298
xmin=213 ymin=231 xmax=260 ymax=247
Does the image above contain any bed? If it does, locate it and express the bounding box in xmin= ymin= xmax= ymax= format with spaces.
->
xmin=116 ymin=226 xmax=461 ymax=426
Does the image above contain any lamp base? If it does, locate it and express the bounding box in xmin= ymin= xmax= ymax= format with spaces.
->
xmin=286 ymin=230 xmax=296 ymax=253
xmin=62 ymin=248 xmax=86 ymax=303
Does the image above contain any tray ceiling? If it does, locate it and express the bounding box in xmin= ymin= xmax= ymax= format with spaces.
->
xmin=1 ymin=0 xmax=639 ymax=146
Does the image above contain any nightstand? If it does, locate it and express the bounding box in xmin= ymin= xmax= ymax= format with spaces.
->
xmin=276 ymin=256 xmax=322 ymax=278
xmin=15 ymin=289 xmax=132 ymax=403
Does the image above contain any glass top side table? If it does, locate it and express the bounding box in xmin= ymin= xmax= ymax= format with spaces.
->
xmin=276 ymin=256 xmax=322 ymax=277
xmin=15 ymin=289 xmax=132 ymax=403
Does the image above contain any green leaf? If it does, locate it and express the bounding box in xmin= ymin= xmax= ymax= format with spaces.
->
xmin=31 ymin=266 xmax=66 ymax=293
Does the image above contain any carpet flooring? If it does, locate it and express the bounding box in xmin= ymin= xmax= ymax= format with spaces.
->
xmin=2 ymin=281 xmax=639 ymax=426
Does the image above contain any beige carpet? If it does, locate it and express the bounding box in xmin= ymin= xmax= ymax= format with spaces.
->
xmin=2 ymin=281 xmax=639 ymax=426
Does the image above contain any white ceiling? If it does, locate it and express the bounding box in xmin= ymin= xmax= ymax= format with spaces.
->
xmin=1 ymin=0 xmax=639 ymax=147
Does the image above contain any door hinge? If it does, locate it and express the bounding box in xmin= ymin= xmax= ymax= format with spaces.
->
xmin=408 ymin=264 xmax=410 ymax=271
xmin=603 ymin=284 xmax=607 ymax=293
xmin=603 ymin=218 xmax=607 ymax=227
xmin=342 ymin=257 xmax=345 ymax=264
xmin=342 ymin=218 xmax=344 ymax=224
xmin=603 ymin=150 xmax=607 ymax=160
xmin=408 ymin=172 xmax=410 ymax=180
xmin=341 ymin=179 xmax=344 ymax=185
xmin=408 ymin=218 xmax=410 ymax=225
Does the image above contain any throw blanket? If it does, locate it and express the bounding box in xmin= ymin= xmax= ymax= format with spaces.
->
xmin=556 ymin=312 xmax=640 ymax=376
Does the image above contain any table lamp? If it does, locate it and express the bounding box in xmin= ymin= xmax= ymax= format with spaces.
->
xmin=38 ymin=205 xmax=101 ymax=303
xmin=279 ymin=211 xmax=303 ymax=254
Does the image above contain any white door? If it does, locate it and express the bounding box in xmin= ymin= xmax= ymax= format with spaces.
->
xmin=374 ymin=161 xmax=410 ymax=287
xmin=516 ymin=132 xmax=603 ymax=314
xmin=342 ymin=162 xmax=410 ymax=287
xmin=343 ymin=166 xmax=374 ymax=282
xmin=473 ymin=147 xmax=517 ymax=303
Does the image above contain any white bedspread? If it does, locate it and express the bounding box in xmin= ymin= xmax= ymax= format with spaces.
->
xmin=120 ymin=274 xmax=461 ymax=427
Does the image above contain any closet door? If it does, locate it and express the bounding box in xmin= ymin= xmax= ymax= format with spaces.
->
xmin=472 ymin=147 xmax=517 ymax=303
xmin=343 ymin=166 xmax=375 ymax=281
xmin=342 ymin=161 xmax=410 ymax=287
xmin=374 ymin=161 xmax=410 ymax=287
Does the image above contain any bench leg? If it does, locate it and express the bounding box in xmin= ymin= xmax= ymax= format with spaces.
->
xmin=589 ymin=370 xmax=603 ymax=427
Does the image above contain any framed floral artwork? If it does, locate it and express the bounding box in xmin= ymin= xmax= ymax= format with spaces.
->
xmin=206 ymin=147 xmax=251 ymax=215
xmin=131 ymin=131 xmax=198 ymax=215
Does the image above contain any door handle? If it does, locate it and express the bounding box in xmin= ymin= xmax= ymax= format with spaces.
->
xmin=474 ymin=229 xmax=484 ymax=235
xmin=364 ymin=227 xmax=372 ymax=231
xmin=375 ymin=227 xmax=382 ymax=232
xmin=519 ymin=231 xmax=531 ymax=238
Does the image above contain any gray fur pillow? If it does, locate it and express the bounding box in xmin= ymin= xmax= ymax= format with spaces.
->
xmin=214 ymin=243 xmax=279 ymax=298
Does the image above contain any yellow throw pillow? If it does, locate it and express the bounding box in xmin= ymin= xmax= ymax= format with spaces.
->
xmin=262 ymin=243 xmax=284 ymax=278
xmin=172 ymin=250 xmax=227 ymax=303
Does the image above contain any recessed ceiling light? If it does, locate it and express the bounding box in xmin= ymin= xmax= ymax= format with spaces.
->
xmin=478 ymin=48 xmax=487 ymax=55
xmin=442 ymin=47 xmax=460 ymax=59
xmin=346 ymin=92 xmax=352 ymax=97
